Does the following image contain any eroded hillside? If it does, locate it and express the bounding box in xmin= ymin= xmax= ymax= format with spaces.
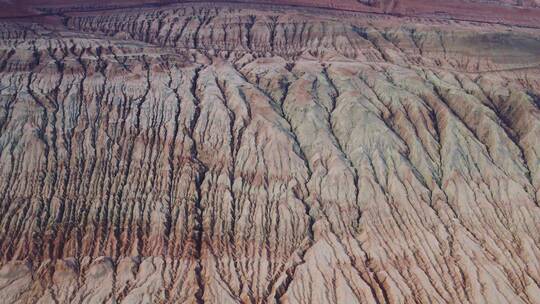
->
xmin=0 ymin=4 xmax=539 ymax=303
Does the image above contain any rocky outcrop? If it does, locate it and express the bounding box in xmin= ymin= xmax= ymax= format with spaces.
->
xmin=0 ymin=4 xmax=539 ymax=303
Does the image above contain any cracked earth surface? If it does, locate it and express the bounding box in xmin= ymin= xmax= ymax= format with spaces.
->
xmin=0 ymin=3 xmax=540 ymax=303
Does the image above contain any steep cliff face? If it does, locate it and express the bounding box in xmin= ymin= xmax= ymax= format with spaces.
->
xmin=0 ymin=4 xmax=540 ymax=303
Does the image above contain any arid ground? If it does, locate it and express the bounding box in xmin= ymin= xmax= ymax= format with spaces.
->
xmin=0 ymin=1 xmax=539 ymax=303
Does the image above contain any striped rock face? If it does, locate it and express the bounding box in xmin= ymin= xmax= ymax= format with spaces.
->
xmin=0 ymin=3 xmax=540 ymax=304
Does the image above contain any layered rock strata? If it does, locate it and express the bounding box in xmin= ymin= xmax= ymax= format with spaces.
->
xmin=0 ymin=5 xmax=539 ymax=303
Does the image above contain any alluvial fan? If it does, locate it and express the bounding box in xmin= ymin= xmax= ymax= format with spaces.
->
xmin=0 ymin=3 xmax=540 ymax=303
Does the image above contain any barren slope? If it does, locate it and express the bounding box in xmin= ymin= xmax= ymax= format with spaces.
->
xmin=0 ymin=4 xmax=540 ymax=304
xmin=3 ymin=0 xmax=540 ymax=28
